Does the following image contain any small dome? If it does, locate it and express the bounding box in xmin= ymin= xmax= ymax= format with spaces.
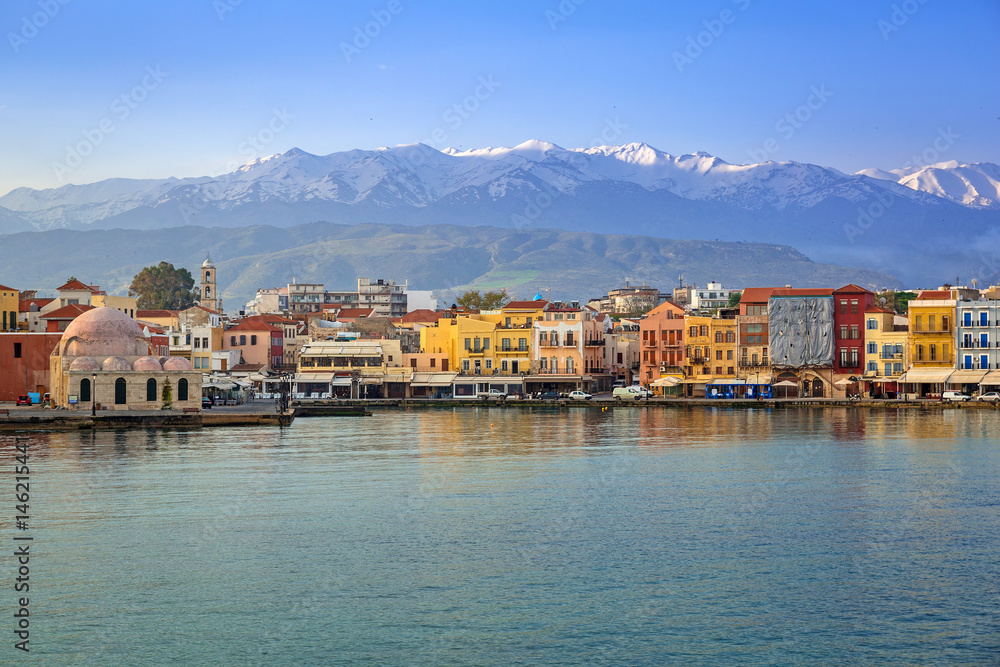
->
xmin=202 ymin=257 xmax=214 ymax=267
xmin=133 ymin=356 xmax=163 ymax=371
xmin=102 ymin=356 xmax=132 ymax=372
xmin=158 ymin=356 xmax=171 ymax=367
xmin=60 ymin=307 xmax=149 ymax=357
xmin=69 ymin=356 xmax=101 ymax=371
xmin=163 ymin=357 xmax=194 ymax=371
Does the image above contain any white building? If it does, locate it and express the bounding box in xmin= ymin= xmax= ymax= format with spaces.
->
xmin=690 ymin=282 xmax=734 ymax=312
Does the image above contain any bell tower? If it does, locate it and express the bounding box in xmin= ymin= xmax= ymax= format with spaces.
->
xmin=200 ymin=257 xmax=222 ymax=313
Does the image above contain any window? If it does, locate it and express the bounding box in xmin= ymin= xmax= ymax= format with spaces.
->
xmin=867 ymin=318 xmax=877 ymax=330
xmin=727 ymin=366 xmax=734 ymax=374
xmin=716 ymin=366 xmax=722 ymax=375
xmin=839 ymin=325 xmax=848 ymax=339
xmin=519 ymin=338 xmax=528 ymax=351
xmin=114 ymin=378 xmax=127 ymax=405
xmin=915 ymin=315 xmax=923 ymax=331
xmin=410 ymin=358 xmax=417 ymax=368
xmin=930 ymin=344 xmax=937 ymax=361
xmin=485 ymin=359 xmax=492 ymax=370
xmin=501 ymin=360 xmax=508 ymax=371
xmin=13 ymin=342 xmax=21 ymax=358
xmin=928 ymin=315 xmax=936 ymax=331
xmin=850 ymin=325 xmax=859 ymax=339
xmin=462 ymin=359 xmax=470 ymax=371
xmin=502 ymin=337 xmax=511 ymax=351
xmin=193 ymin=358 xmax=200 ymax=369
xmin=239 ymin=335 xmax=246 ymax=345
xmin=893 ymin=363 xmax=903 ymax=374
xmin=851 ymin=299 xmax=858 ymax=314
xmin=980 ymin=311 xmax=989 ymax=327
xmin=963 ymin=311 xmax=972 ymax=326
xmin=850 ymin=349 xmax=858 ymax=366
xmin=917 ymin=345 xmax=923 ymax=361
xmin=551 ymin=357 xmax=558 ymax=373
xmin=840 ymin=350 xmax=849 ymax=365
xmin=203 ymin=337 xmax=209 ymax=347
xmin=868 ymin=342 xmax=877 ymax=354
xmin=251 ymin=335 xmax=257 ymax=345
xmin=80 ymin=378 xmax=91 ymax=403
xmin=716 ymin=350 xmax=723 ymax=360
xmin=867 ymin=361 xmax=877 ymax=372
xmin=727 ymin=350 xmax=733 ymax=360
xmin=715 ymin=332 xmax=723 ymax=343
xmin=146 ymin=378 xmax=157 ymax=402
xmin=566 ymin=358 xmax=573 ymax=373
xmin=981 ymin=355 xmax=989 ymax=370
xmin=230 ymin=336 xmax=236 ymax=346
xmin=194 ymin=338 xmax=201 ymax=348
xmin=840 ymin=300 xmax=848 ymax=314
xmin=483 ymin=339 xmax=490 ymax=351
xmin=726 ymin=331 xmax=735 ymax=343
xmin=178 ymin=378 xmax=188 ymax=401
xmin=430 ymin=358 xmax=436 ymax=368
xmin=540 ymin=358 xmax=547 ymax=370
xmin=883 ymin=362 xmax=890 ymax=375
xmin=700 ymin=325 xmax=708 ymax=337
xmin=465 ymin=338 xmax=471 ymax=350
xmin=964 ymin=354 xmax=973 ymax=369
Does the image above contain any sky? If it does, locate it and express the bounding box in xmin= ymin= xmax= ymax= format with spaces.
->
xmin=1 ymin=0 xmax=998 ymax=193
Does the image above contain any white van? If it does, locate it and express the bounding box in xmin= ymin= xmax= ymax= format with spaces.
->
xmin=942 ymin=391 xmax=971 ymax=403
xmin=613 ymin=386 xmax=649 ymax=401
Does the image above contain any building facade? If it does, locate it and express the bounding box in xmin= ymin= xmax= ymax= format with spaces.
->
xmin=638 ymin=300 xmax=686 ymax=387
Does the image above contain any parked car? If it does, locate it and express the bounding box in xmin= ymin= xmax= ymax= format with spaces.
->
xmin=613 ymin=386 xmax=648 ymax=401
xmin=942 ymin=391 xmax=972 ymax=403
xmin=538 ymin=390 xmax=561 ymax=400
xmin=477 ymin=388 xmax=507 ymax=401
xmin=568 ymin=390 xmax=592 ymax=401
xmin=15 ymin=395 xmax=32 ymax=406
xmin=976 ymin=392 xmax=1000 ymax=403
xmin=202 ymin=397 xmax=214 ymax=409
xmin=612 ymin=380 xmax=627 ymax=389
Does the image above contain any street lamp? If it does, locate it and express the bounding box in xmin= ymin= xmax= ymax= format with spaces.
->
xmin=91 ymin=373 xmax=97 ymax=416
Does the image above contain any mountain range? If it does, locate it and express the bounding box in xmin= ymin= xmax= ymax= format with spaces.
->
xmin=1 ymin=141 xmax=998 ymax=288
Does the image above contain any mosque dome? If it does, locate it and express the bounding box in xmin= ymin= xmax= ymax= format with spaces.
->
xmin=69 ymin=357 xmax=102 ymax=371
xmin=133 ymin=356 xmax=163 ymax=372
xmin=102 ymin=356 xmax=133 ymax=372
xmin=59 ymin=307 xmax=149 ymax=358
xmin=163 ymin=357 xmax=194 ymax=371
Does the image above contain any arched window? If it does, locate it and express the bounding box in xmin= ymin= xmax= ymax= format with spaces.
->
xmin=205 ymin=271 xmax=211 ymax=282
xmin=205 ymin=286 xmax=212 ymax=297
xmin=80 ymin=378 xmax=91 ymax=403
xmin=178 ymin=378 xmax=189 ymax=401
xmin=146 ymin=378 xmax=157 ymax=402
xmin=114 ymin=378 xmax=127 ymax=404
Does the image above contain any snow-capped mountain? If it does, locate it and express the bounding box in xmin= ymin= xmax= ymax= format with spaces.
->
xmin=855 ymin=161 xmax=1000 ymax=209
xmin=0 ymin=142 xmax=997 ymax=285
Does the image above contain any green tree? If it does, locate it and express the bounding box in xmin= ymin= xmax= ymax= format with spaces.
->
xmin=893 ymin=291 xmax=918 ymax=313
xmin=129 ymin=262 xmax=199 ymax=310
xmin=727 ymin=291 xmax=742 ymax=308
xmin=456 ymin=288 xmax=510 ymax=310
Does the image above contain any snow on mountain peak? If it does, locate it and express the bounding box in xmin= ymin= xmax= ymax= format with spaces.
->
xmin=855 ymin=160 xmax=1000 ymax=209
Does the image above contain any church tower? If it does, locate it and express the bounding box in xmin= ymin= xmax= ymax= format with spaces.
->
xmin=200 ymin=257 xmax=222 ymax=313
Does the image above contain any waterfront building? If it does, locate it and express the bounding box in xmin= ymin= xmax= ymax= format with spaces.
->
xmin=285 ymin=278 xmax=406 ymax=317
xmin=862 ymin=306 xmax=908 ymax=397
xmin=736 ymin=287 xmax=777 ymax=386
xmin=296 ymin=339 xmax=405 ymax=398
xmin=0 ymin=283 xmax=20 ymax=331
xmin=49 ymin=307 xmax=200 ymax=411
xmin=768 ymin=288 xmax=835 ymax=398
xmin=951 ymin=299 xmax=1000 ymax=394
xmin=0 ymin=331 xmax=62 ymax=401
xmin=239 ymin=314 xmax=302 ymax=370
xmin=832 ymin=284 xmax=876 ymax=394
xmin=223 ymin=320 xmax=284 ymax=370
xmin=638 ymin=300 xmax=686 ymax=390
xmin=605 ymin=319 xmax=639 ymax=384
xmin=681 ymin=314 xmax=738 ymax=397
xmin=689 ymin=281 xmax=735 ymax=313
xmin=529 ymin=303 xmax=609 ymax=394
xmin=903 ymin=290 xmax=957 ymax=397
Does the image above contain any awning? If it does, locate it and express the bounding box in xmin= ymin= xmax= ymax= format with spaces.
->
xmin=360 ymin=377 xmax=383 ymax=385
xmin=898 ymin=369 xmax=953 ymax=383
xmin=947 ymin=370 xmax=988 ymax=383
xmin=294 ymin=373 xmax=333 ymax=383
xmin=709 ymin=379 xmax=745 ymax=385
xmin=330 ymin=377 xmax=352 ymax=387
xmin=743 ymin=374 xmax=773 ymax=385
xmin=652 ymin=376 xmax=682 ymax=387
xmin=411 ymin=372 xmax=459 ymax=387
xmin=980 ymin=371 xmax=1000 ymax=386
xmin=203 ymin=382 xmax=237 ymax=390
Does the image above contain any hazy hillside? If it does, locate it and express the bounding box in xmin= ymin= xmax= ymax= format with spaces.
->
xmin=0 ymin=222 xmax=899 ymax=310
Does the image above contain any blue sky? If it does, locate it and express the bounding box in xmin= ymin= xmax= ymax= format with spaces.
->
xmin=2 ymin=0 xmax=998 ymax=192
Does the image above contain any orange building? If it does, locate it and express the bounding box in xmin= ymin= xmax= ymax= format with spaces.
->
xmin=638 ymin=300 xmax=685 ymax=389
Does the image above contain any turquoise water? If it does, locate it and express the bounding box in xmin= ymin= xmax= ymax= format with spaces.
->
xmin=3 ymin=407 xmax=998 ymax=665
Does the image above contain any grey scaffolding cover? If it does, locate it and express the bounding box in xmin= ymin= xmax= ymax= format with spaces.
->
xmin=768 ymin=297 xmax=834 ymax=366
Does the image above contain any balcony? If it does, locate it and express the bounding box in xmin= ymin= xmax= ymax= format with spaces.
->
xmin=912 ymin=326 xmax=952 ymax=333
xmin=539 ymin=341 xmax=559 ymax=348
xmin=959 ymin=341 xmax=989 ymax=349
xmin=838 ymin=360 xmax=862 ymax=368
xmin=585 ymin=339 xmax=605 ymax=346
xmin=738 ymin=360 xmax=770 ymax=368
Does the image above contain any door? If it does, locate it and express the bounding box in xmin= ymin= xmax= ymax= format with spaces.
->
xmin=511 ymin=361 xmax=519 ymax=374
xmin=812 ymin=378 xmax=824 ymax=398
xmin=114 ymin=378 xmax=127 ymax=404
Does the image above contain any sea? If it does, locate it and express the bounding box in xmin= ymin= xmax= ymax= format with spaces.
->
xmin=3 ymin=406 xmax=998 ymax=665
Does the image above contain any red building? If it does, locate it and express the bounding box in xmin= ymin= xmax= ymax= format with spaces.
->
xmin=832 ymin=284 xmax=876 ymax=377
xmin=223 ymin=321 xmax=284 ymax=369
xmin=41 ymin=303 xmax=94 ymax=332
xmin=639 ymin=300 xmax=686 ymax=387
xmin=0 ymin=332 xmax=63 ymax=400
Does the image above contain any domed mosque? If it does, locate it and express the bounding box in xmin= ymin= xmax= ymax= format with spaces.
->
xmin=50 ymin=307 xmax=201 ymax=411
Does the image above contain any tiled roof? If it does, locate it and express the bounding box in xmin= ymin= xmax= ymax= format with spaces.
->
xmin=56 ymin=278 xmax=93 ymax=291
xmin=40 ymin=303 xmax=95 ymax=319
xmin=738 ymin=287 xmax=779 ymax=304
xmin=335 ymin=308 xmax=376 ymax=319
xmin=398 ymin=309 xmax=443 ymax=323
xmin=231 ymin=363 xmax=266 ymax=371
xmin=0 ymin=283 xmax=16 ymax=291
xmin=19 ymin=298 xmax=52 ymax=311
xmin=864 ymin=306 xmax=895 ymax=314
xmin=917 ymin=290 xmax=952 ymax=300
xmin=227 ymin=321 xmax=282 ymax=333
xmin=834 ymin=283 xmax=875 ymax=294
xmin=242 ymin=314 xmax=298 ymax=324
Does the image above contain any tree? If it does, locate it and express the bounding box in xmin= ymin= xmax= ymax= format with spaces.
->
xmin=727 ymin=291 xmax=742 ymax=308
xmin=893 ymin=291 xmax=918 ymax=313
xmin=456 ymin=288 xmax=510 ymax=310
xmin=129 ymin=262 xmax=199 ymax=310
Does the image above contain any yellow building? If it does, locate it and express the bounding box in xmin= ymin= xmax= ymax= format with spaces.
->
xmin=904 ymin=291 xmax=956 ymax=397
xmin=0 ymin=283 xmax=19 ymax=331
xmin=420 ymin=300 xmax=546 ymax=377
xmin=682 ymin=315 xmax=738 ymax=397
xmin=862 ymin=306 xmax=907 ymax=396
xmin=91 ymin=293 xmax=138 ymax=318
